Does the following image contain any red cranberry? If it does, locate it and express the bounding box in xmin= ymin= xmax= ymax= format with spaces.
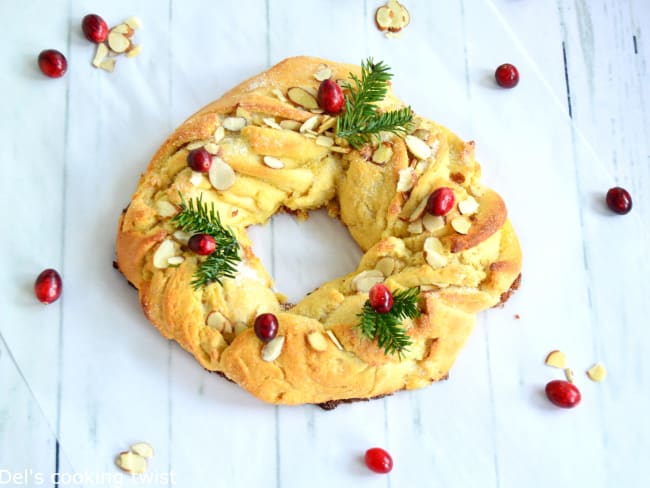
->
xmin=606 ymin=187 xmax=632 ymax=215
xmin=545 ymin=380 xmax=581 ymax=408
xmin=317 ymin=79 xmax=345 ymax=115
xmin=365 ymin=447 xmax=393 ymax=474
xmin=369 ymin=284 xmax=394 ymax=314
xmin=188 ymin=234 xmax=216 ymax=256
xmin=426 ymin=187 xmax=455 ymax=216
xmin=254 ymin=313 xmax=279 ymax=343
xmin=38 ymin=50 xmax=67 ymax=78
xmin=187 ymin=148 xmax=213 ymax=173
xmin=81 ymin=14 xmax=109 ymax=43
xmin=34 ymin=269 xmax=62 ymax=304
xmin=495 ymin=63 xmax=519 ymax=88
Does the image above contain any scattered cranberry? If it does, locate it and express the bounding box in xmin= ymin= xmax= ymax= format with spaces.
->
xmin=369 ymin=284 xmax=394 ymax=314
xmin=317 ymin=79 xmax=344 ymax=115
xmin=365 ymin=447 xmax=393 ymax=474
xmin=495 ymin=63 xmax=519 ymax=88
xmin=188 ymin=234 xmax=216 ymax=256
xmin=38 ymin=50 xmax=67 ymax=78
xmin=426 ymin=187 xmax=455 ymax=216
xmin=187 ymin=148 xmax=213 ymax=173
xmin=34 ymin=269 xmax=62 ymax=304
xmin=545 ymin=380 xmax=581 ymax=408
xmin=606 ymin=186 xmax=632 ymax=215
xmin=81 ymin=14 xmax=109 ymax=43
xmin=254 ymin=313 xmax=279 ymax=343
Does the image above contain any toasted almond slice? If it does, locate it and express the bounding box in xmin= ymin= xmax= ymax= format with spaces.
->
xmin=99 ymin=58 xmax=116 ymax=73
xmin=544 ymin=350 xmax=567 ymax=369
xmin=300 ymin=115 xmax=321 ymax=133
xmin=352 ymin=270 xmax=384 ymax=293
xmin=408 ymin=198 xmax=429 ymax=222
xmin=405 ymin=135 xmax=432 ymax=160
xmin=156 ymin=200 xmax=177 ymax=218
xmin=107 ymin=32 xmax=130 ymax=53
xmin=330 ymin=146 xmax=351 ymax=154
xmin=316 ymin=135 xmax=334 ymax=147
xmin=116 ymin=451 xmax=147 ymax=474
xmin=423 ymin=214 xmax=445 ymax=232
xmin=451 ymin=216 xmax=471 ymax=235
xmin=414 ymin=129 xmax=430 ymax=141
xmin=263 ymin=156 xmax=284 ymax=169
xmin=423 ymin=237 xmax=447 ymax=269
xmin=326 ymin=330 xmax=343 ymax=350
xmin=280 ymin=120 xmax=301 ymax=131
xmin=458 ymin=196 xmax=479 ymax=216
xmin=307 ymin=332 xmax=328 ymax=352
xmin=397 ymin=168 xmax=416 ymax=192
xmin=414 ymin=159 xmax=429 ymax=175
xmin=209 ymin=157 xmax=236 ymax=191
xmin=111 ymin=23 xmax=130 ymax=35
xmin=235 ymin=107 xmax=251 ymax=120
xmin=131 ymin=442 xmax=154 ymax=459
xmin=222 ymin=116 xmax=247 ymax=132
xmin=263 ymin=117 xmax=283 ymax=130
xmin=126 ymin=45 xmax=142 ymax=58
xmin=125 ymin=16 xmax=142 ymax=29
xmin=186 ymin=140 xmax=205 ymax=151
xmin=287 ymin=87 xmax=319 ymax=110
xmin=167 ymin=256 xmax=184 ymax=266
xmin=375 ymin=257 xmax=395 ymax=276
xmin=92 ymin=42 xmax=109 ymax=67
xmin=172 ymin=230 xmax=191 ymax=245
xmin=317 ymin=116 xmax=337 ymax=134
xmin=153 ymin=239 xmax=176 ymax=269
xmin=189 ymin=171 xmax=204 ymax=187
xmin=262 ymin=336 xmax=285 ymax=362
xmin=375 ymin=6 xmax=392 ymax=31
xmin=206 ymin=311 xmax=232 ymax=333
xmin=372 ymin=143 xmax=394 ymax=165
xmin=564 ymin=368 xmax=575 ymax=383
xmin=204 ymin=143 xmax=220 ymax=155
xmin=271 ymin=88 xmax=288 ymax=103
xmin=586 ymin=362 xmax=606 ymax=382
xmin=407 ymin=219 xmax=423 ymax=234
xmin=214 ymin=126 xmax=225 ymax=143
xmin=314 ymin=66 xmax=333 ymax=82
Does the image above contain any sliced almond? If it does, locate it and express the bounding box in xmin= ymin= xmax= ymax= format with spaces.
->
xmin=124 ymin=16 xmax=142 ymax=29
xmin=167 ymin=256 xmax=184 ymax=266
xmin=99 ymin=58 xmax=116 ymax=73
xmin=107 ymin=32 xmax=130 ymax=53
xmin=375 ymin=6 xmax=393 ymax=31
xmin=262 ymin=336 xmax=285 ymax=362
xmin=423 ymin=237 xmax=447 ymax=269
xmin=352 ymin=270 xmax=384 ymax=293
xmin=450 ymin=216 xmax=471 ymax=235
xmin=116 ymin=451 xmax=147 ymax=475
xmin=300 ymin=115 xmax=321 ymax=133
xmin=172 ymin=230 xmax=191 ymax=245
xmin=372 ymin=143 xmax=394 ymax=165
xmin=287 ymin=87 xmax=319 ymax=110
xmin=189 ymin=171 xmax=204 ymax=187
xmin=130 ymin=442 xmax=154 ymax=459
xmin=414 ymin=129 xmax=430 ymax=141
xmin=414 ymin=159 xmax=429 ymax=175
xmin=111 ymin=23 xmax=130 ymax=35
xmin=397 ymin=168 xmax=416 ymax=192
xmin=330 ymin=146 xmax=351 ymax=154
xmin=209 ymin=157 xmax=236 ymax=191
xmin=125 ymin=45 xmax=141 ymax=58
xmin=564 ymin=368 xmax=575 ymax=383
xmin=314 ymin=66 xmax=333 ymax=82
xmin=206 ymin=311 xmax=232 ymax=333
xmin=408 ymin=198 xmax=429 ymax=222
xmin=92 ymin=42 xmax=109 ymax=68
xmin=271 ymin=88 xmax=288 ymax=103
xmin=423 ymin=214 xmax=445 ymax=232
xmin=204 ymin=143 xmax=220 ymax=155
xmin=263 ymin=156 xmax=284 ymax=169
xmin=280 ymin=120 xmax=301 ymax=131
xmin=375 ymin=257 xmax=395 ymax=276
xmin=222 ymin=116 xmax=247 ymax=132
xmin=458 ymin=196 xmax=479 ymax=216
xmin=213 ymin=126 xmax=225 ymax=143
xmin=407 ymin=219 xmax=423 ymax=234
xmin=326 ymin=330 xmax=343 ymax=350
xmin=153 ymin=239 xmax=176 ymax=269
xmin=316 ymin=135 xmax=334 ymax=147
xmin=544 ymin=350 xmax=567 ymax=369
xmin=586 ymin=362 xmax=606 ymax=382
xmin=186 ymin=140 xmax=205 ymax=151
xmin=317 ymin=116 xmax=337 ymax=134
xmin=156 ymin=200 xmax=177 ymax=218
xmin=263 ymin=117 xmax=283 ymax=130
xmin=405 ymin=135 xmax=432 ymax=160
xmin=307 ymin=332 xmax=328 ymax=352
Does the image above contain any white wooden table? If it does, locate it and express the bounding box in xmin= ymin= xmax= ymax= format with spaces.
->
xmin=1 ymin=1 xmax=648 ymax=487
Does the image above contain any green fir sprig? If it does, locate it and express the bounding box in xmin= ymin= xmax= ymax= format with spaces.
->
xmin=356 ymin=287 xmax=421 ymax=358
xmin=336 ymin=58 xmax=414 ymax=149
xmin=171 ymin=193 xmax=241 ymax=289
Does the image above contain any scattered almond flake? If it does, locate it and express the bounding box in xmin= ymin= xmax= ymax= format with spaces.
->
xmin=263 ymin=117 xmax=283 ymax=130
xmin=586 ymin=362 xmax=606 ymax=382
xmin=271 ymin=88 xmax=288 ymax=103
xmin=204 ymin=142 xmax=220 ymax=155
xmin=189 ymin=171 xmax=205 ymax=187
xmin=450 ymin=216 xmax=471 ymax=235
xmin=414 ymin=160 xmax=429 ymax=175
xmin=300 ymin=115 xmax=321 ymax=133
xmin=423 ymin=213 xmax=445 ymax=232
xmin=352 ymin=270 xmax=384 ymax=293
xmin=213 ymin=126 xmax=225 ymax=143
xmin=423 ymin=237 xmax=447 ymax=269
xmin=167 ymin=256 xmax=184 ymax=266
xmin=414 ymin=129 xmax=430 ymax=141
xmin=124 ymin=16 xmax=142 ymax=29
xmin=375 ymin=257 xmax=395 ymax=276
xmin=470 ymin=184 xmax=486 ymax=197
xmin=372 ymin=143 xmax=394 ymax=165
xmin=92 ymin=42 xmax=109 ymax=68
xmin=317 ymin=116 xmax=336 ymax=134
xmin=564 ymin=368 xmax=575 ymax=383
xmin=307 ymin=332 xmax=328 ymax=352
xmin=111 ymin=23 xmax=130 ymax=35
xmin=130 ymin=442 xmax=153 ymax=459
xmin=206 ymin=311 xmax=232 ymax=333
xmin=153 ymin=239 xmax=177 ymax=269
xmin=405 ymin=135 xmax=432 ymax=160
xmin=186 ymin=140 xmax=205 ymax=151
xmin=316 ymin=135 xmax=334 ymax=147
xmin=222 ymin=116 xmax=247 ymax=132
xmin=209 ymin=157 xmax=236 ymax=191
xmin=116 ymin=451 xmax=147 ymax=475
xmin=262 ymin=336 xmax=285 ymax=362
xmin=303 ymin=133 xmax=317 ymax=139
xmin=263 ymin=156 xmax=284 ymax=169
xmin=407 ymin=219 xmax=423 ymax=234
xmin=375 ymin=0 xmax=410 ymax=36
xmin=287 ymin=87 xmax=319 ymax=110
xmin=397 ymin=168 xmax=416 ymax=192
xmin=99 ymin=58 xmax=116 ymax=73
xmin=458 ymin=196 xmax=479 ymax=216
xmin=544 ymin=350 xmax=567 ymax=369
xmin=280 ymin=120 xmax=301 ymax=131
xmin=329 ymin=146 xmax=351 ymax=154
xmin=125 ymin=45 xmax=141 ymax=58
xmin=156 ymin=200 xmax=177 ymax=218
xmin=408 ymin=198 xmax=429 ymax=222
xmin=172 ymin=230 xmax=191 ymax=245
xmin=375 ymin=6 xmax=392 ymax=32
xmin=314 ymin=66 xmax=333 ymax=82
xmin=326 ymin=330 xmax=343 ymax=350
xmin=107 ymin=32 xmax=130 ymax=53
xmin=235 ymin=107 xmax=251 ymax=120
xmin=310 ymin=108 xmax=325 ymax=114
xmin=302 ymin=86 xmax=319 ymax=97
xmin=430 ymin=139 xmax=440 ymax=158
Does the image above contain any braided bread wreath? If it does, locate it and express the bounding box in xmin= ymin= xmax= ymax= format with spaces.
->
xmin=116 ymin=56 xmax=521 ymax=408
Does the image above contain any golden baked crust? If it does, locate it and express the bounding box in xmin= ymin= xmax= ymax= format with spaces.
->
xmin=116 ymin=56 xmax=522 ymax=405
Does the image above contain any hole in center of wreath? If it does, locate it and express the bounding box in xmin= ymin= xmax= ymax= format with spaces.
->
xmin=247 ymin=209 xmax=363 ymax=305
